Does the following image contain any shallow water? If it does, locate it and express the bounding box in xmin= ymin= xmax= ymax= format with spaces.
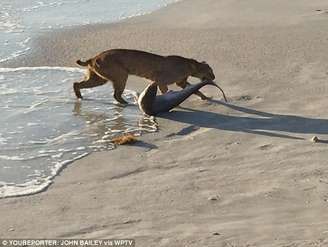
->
xmin=0 ymin=0 xmax=178 ymax=63
xmin=0 ymin=67 xmax=157 ymax=198
xmin=0 ymin=0 xmax=177 ymax=197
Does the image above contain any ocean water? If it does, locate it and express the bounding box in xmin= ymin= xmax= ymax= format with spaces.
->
xmin=0 ymin=0 xmax=177 ymax=63
xmin=0 ymin=0 xmax=177 ymax=198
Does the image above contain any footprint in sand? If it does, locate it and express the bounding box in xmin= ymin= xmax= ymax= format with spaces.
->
xmin=237 ymin=95 xmax=253 ymax=101
xmin=315 ymin=9 xmax=328 ymax=14
xmin=259 ymin=144 xmax=273 ymax=150
xmin=166 ymin=125 xmax=200 ymax=137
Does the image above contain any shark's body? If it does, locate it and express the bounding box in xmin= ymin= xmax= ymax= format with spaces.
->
xmin=138 ymin=80 xmax=227 ymax=116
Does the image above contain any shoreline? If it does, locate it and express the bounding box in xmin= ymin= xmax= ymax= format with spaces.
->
xmin=1 ymin=0 xmax=328 ymax=245
xmin=0 ymin=1 xmax=180 ymax=199
xmin=0 ymin=0 xmax=184 ymax=68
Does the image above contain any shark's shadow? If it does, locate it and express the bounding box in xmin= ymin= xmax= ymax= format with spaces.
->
xmin=158 ymin=100 xmax=328 ymax=141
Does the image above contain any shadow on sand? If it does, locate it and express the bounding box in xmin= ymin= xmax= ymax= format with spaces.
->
xmin=158 ymin=100 xmax=328 ymax=141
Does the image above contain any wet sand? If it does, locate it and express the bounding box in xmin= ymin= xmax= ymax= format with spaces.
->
xmin=1 ymin=0 xmax=328 ymax=246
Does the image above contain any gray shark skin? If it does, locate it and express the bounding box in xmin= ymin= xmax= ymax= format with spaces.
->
xmin=138 ymin=80 xmax=227 ymax=116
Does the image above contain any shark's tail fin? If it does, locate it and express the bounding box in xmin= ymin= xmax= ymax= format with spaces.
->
xmin=206 ymin=80 xmax=227 ymax=102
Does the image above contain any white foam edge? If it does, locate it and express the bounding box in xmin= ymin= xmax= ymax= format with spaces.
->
xmin=0 ymin=152 xmax=89 ymax=198
xmin=0 ymin=66 xmax=85 ymax=73
xmin=0 ymin=47 xmax=31 ymax=63
xmin=0 ymin=65 xmax=158 ymax=198
xmin=118 ymin=0 xmax=179 ymax=21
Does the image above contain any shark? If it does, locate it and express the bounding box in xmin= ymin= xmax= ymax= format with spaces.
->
xmin=137 ymin=80 xmax=227 ymax=116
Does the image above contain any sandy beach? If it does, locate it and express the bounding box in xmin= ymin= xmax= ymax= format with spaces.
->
xmin=2 ymin=0 xmax=328 ymax=245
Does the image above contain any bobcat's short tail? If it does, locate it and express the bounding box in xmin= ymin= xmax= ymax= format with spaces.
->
xmin=76 ymin=59 xmax=91 ymax=67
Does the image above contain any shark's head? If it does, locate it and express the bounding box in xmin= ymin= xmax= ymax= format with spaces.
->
xmin=138 ymin=83 xmax=158 ymax=115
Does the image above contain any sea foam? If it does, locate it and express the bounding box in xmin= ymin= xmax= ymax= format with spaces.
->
xmin=0 ymin=66 xmax=157 ymax=198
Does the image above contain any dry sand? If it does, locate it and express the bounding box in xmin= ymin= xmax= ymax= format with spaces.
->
xmin=2 ymin=0 xmax=328 ymax=246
